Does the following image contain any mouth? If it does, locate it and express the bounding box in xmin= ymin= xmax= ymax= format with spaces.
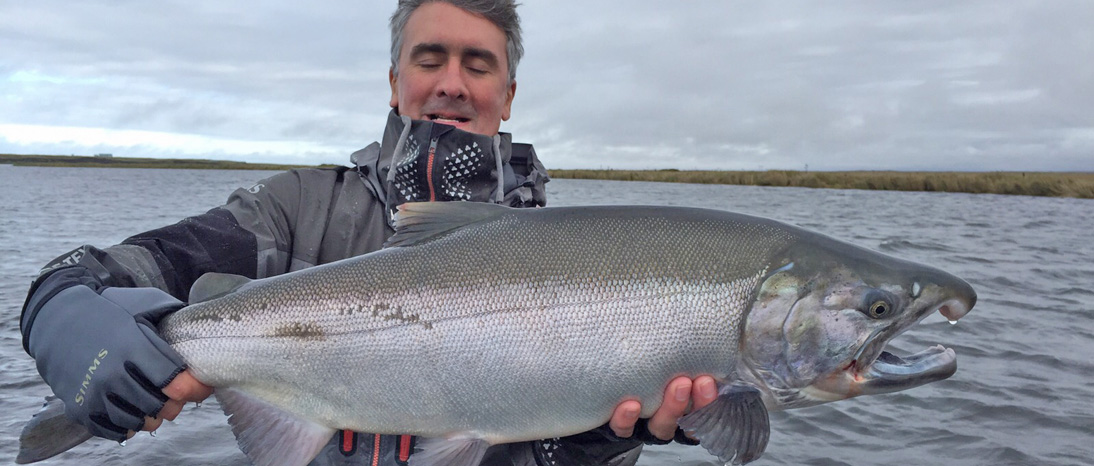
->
xmin=426 ymin=114 xmax=471 ymax=126
xmin=851 ymin=297 xmax=973 ymax=395
xmin=860 ymin=345 xmax=957 ymax=393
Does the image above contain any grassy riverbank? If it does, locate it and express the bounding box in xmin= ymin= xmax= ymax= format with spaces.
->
xmin=5 ymin=154 xmax=1090 ymax=198
xmin=0 ymin=153 xmax=317 ymax=171
xmin=551 ymin=169 xmax=1094 ymax=199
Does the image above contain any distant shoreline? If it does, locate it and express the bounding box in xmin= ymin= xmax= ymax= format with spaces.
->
xmin=0 ymin=153 xmax=318 ymax=171
xmin=550 ymin=169 xmax=1093 ymax=199
xmin=3 ymin=154 xmax=1090 ymax=198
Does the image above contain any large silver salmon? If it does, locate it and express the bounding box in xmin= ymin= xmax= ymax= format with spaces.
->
xmin=20 ymin=202 xmax=976 ymax=466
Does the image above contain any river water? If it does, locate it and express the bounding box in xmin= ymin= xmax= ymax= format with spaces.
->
xmin=1 ymin=165 xmax=1091 ymax=466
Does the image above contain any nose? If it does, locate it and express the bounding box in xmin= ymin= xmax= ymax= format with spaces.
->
xmin=922 ymin=270 xmax=977 ymax=322
xmin=435 ymin=59 xmax=469 ymax=101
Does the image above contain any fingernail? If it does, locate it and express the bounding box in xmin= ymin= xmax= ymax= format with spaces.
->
xmin=624 ymin=405 xmax=640 ymax=419
xmin=675 ymin=383 xmax=690 ymax=402
xmin=699 ymin=379 xmax=717 ymax=400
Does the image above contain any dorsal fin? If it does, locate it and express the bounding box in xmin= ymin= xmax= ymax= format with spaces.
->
xmin=189 ymin=272 xmax=253 ymax=303
xmin=385 ymin=202 xmax=511 ymax=248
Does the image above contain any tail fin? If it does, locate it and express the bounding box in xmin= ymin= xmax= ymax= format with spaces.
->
xmin=16 ymin=396 xmax=93 ymax=464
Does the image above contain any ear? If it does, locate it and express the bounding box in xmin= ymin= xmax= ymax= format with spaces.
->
xmin=389 ymin=67 xmax=399 ymax=109
xmin=501 ymin=80 xmax=516 ymax=121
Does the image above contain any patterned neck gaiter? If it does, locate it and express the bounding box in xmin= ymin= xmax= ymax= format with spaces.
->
xmin=386 ymin=120 xmax=500 ymax=209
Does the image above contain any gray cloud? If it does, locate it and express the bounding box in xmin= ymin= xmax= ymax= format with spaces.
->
xmin=2 ymin=0 xmax=1091 ymax=170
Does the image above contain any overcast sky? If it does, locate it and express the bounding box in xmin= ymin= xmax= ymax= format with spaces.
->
xmin=2 ymin=1 xmax=1091 ymax=171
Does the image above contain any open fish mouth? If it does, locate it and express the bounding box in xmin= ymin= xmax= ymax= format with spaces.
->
xmin=859 ymin=345 xmax=957 ymax=393
xmin=852 ymin=297 xmax=972 ymax=395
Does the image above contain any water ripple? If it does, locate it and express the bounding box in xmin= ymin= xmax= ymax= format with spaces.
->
xmin=1022 ymin=220 xmax=1056 ymax=229
xmin=952 ymin=255 xmax=994 ymax=264
xmin=877 ymin=238 xmax=958 ymax=253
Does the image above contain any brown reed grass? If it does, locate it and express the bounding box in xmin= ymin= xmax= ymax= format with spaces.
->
xmin=0 ymin=153 xmax=311 ymax=171
xmin=550 ymin=169 xmax=1094 ymax=199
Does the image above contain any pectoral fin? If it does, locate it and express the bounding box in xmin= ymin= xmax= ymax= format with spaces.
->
xmin=678 ymin=385 xmax=770 ymax=465
xmin=408 ymin=437 xmax=491 ymax=466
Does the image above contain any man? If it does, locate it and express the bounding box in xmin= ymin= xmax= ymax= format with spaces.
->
xmin=19 ymin=1 xmax=716 ymax=464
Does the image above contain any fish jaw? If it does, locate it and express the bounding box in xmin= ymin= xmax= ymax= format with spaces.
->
xmin=802 ymin=286 xmax=975 ymax=402
xmin=862 ymin=345 xmax=957 ymax=392
xmin=803 ymin=345 xmax=957 ymax=402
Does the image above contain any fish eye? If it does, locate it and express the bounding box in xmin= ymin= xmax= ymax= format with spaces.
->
xmin=860 ymin=289 xmax=896 ymax=319
xmin=868 ymin=300 xmax=890 ymax=319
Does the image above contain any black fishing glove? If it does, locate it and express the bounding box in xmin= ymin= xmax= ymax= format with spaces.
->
xmin=20 ymin=266 xmax=187 ymax=441
xmin=524 ymin=427 xmax=644 ymax=466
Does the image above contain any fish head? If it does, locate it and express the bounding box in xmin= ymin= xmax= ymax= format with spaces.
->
xmin=739 ymin=233 xmax=976 ymax=410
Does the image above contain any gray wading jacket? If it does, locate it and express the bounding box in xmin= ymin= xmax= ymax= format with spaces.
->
xmin=21 ymin=110 xmax=652 ymax=466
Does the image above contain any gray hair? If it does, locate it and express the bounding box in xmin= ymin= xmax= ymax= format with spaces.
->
xmin=389 ymin=0 xmax=524 ymax=82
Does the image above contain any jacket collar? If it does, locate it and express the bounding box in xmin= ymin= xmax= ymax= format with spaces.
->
xmin=377 ymin=109 xmax=515 ymax=177
xmin=350 ymin=109 xmax=521 ymax=226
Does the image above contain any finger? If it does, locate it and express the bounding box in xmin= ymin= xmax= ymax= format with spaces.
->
xmin=88 ymin=413 xmax=131 ymax=442
xmin=103 ymin=395 xmax=147 ymax=433
xmin=142 ymin=415 xmax=164 ymax=432
xmin=691 ymin=375 xmax=718 ymax=411
xmin=162 ymin=370 xmax=214 ymax=402
xmin=609 ymin=400 xmax=642 ymax=438
xmin=158 ymin=399 xmax=185 ymax=422
xmin=646 ymin=377 xmax=693 ymax=440
xmin=677 ymin=375 xmax=720 ymax=443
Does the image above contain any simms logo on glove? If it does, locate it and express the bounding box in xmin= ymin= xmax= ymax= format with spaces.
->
xmin=74 ymin=349 xmax=108 ymax=405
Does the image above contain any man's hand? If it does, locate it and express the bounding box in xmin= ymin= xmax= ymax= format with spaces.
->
xmin=23 ymin=275 xmax=198 ymax=442
xmin=130 ymin=370 xmax=214 ymax=438
xmin=608 ymin=375 xmax=718 ymax=441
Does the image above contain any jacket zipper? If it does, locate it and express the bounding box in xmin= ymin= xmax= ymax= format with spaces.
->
xmin=426 ymin=138 xmax=439 ymax=201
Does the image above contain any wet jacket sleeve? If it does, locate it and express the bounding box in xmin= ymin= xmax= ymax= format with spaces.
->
xmin=119 ymin=168 xmax=319 ymax=293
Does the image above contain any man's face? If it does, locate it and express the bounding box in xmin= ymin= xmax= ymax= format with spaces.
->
xmin=389 ymin=2 xmax=516 ymax=136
